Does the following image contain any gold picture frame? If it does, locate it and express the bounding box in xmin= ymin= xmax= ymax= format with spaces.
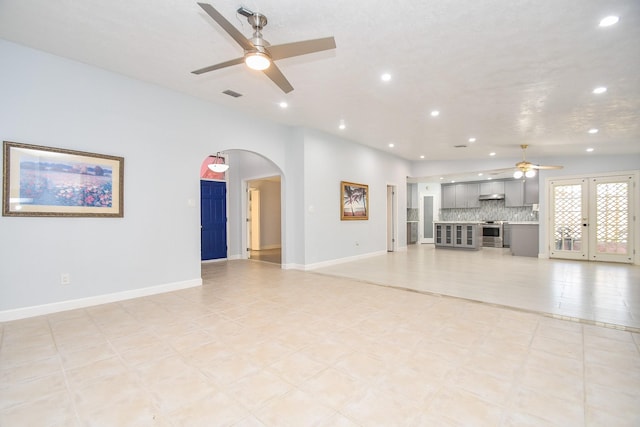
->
xmin=3 ymin=141 xmax=124 ymax=217
xmin=340 ymin=181 xmax=368 ymax=220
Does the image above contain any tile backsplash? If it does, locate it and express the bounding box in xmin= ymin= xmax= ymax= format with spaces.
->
xmin=440 ymin=200 xmax=539 ymax=222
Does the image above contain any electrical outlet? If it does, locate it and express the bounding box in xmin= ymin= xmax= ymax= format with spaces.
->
xmin=60 ymin=273 xmax=71 ymax=285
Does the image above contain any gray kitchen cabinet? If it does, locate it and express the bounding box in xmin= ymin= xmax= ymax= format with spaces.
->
xmin=454 ymin=184 xmax=467 ymax=208
xmin=524 ymin=176 xmax=539 ymax=205
xmin=510 ymin=223 xmax=539 ymax=257
xmin=443 ymin=183 xmax=479 ymax=208
xmin=435 ymin=223 xmax=453 ymax=246
xmin=505 ymin=180 xmax=524 ymax=207
xmin=407 ymin=183 xmax=419 ymax=208
xmin=465 ymin=183 xmax=480 ymax=208
xmin=442 ymin=185 xmax=456 ymax=209
xmin=454 ymin=224 xmax=479 ymax=248
xmin=503 ymin=224 xmax=511 ymax=248
xmin=435 ymin=222 xmax=480 ymax=249
xmin=480 ymin=181 xmax=505 ymax=195
xmin=505 ymin=178 xmax=539 ymax=206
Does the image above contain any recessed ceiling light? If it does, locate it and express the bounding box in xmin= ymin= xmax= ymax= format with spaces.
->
xmin=489 ymin=152 xmax=496 ymax=156
xmin=430 ymin=110 xmax=440 ymax=117
xmin=451 ymin=180 xmax=456 ymax=183
xmin=388 ymin=143 xmax=394 ymax=148
xmin=468 ymin=137 xmax=476 ymax=143
xmin=420 ymin=155 xmax=425 ymax=159
xmin=439 ymin=177 xmax=444 ymax=180
xmin=586 ymin=147 xmax=595 ymax=152
xmin=599 ymin=16 xmax=619 ymax=27
xmin=381 ymin=73 xmax=392 ymax=82
xmin=588 ymin=128 xmax=599 ymax=134
xmin=478 ymin=173 xmax=483 ymax=176
xmin=487 ymin=177 xmax=493 ymax=180
xmin=279 ymin=101 xmax=288 ymax=108
xmin=592 ymin=87 xmax=607 ymax=94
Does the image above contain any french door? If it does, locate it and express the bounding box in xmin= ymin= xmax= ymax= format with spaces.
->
xmin=549 ymin=174 xmax=635 ymax=263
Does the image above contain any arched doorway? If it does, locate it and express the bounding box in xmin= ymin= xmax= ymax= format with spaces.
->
xmin=199 ymin=150 xmax=284 ymax=265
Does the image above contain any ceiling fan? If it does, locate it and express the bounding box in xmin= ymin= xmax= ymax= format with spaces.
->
xmin=192 ymin=2 xmax=336 ymax=93
xmin=511 ymin=144 xmax=563 ymax=178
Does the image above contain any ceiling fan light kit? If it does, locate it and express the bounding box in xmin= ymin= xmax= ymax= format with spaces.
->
xmin=192 ymin=2 xmax=336 ymax=93
xmin=245 ymin=52 xmax=270 ymax=70
xmin=511 ymin=144 xmax=562 ymax=179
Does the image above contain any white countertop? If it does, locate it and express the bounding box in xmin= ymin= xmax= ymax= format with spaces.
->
xmin=433 ymin=221 xmax=483 ymax=224
xmin=433 ymin=221 xmax=539 ymax=225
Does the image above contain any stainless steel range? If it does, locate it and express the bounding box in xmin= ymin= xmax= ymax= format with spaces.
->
xmin=482 ymin=221 xmax=505 ymax=248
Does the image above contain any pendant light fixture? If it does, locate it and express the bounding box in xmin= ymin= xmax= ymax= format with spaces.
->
xmin=208 ymin=153 xmax=229 ymax=173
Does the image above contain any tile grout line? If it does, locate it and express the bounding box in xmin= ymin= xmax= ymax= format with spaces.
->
xmin=309 ymin=270 xmax=640 ymax=334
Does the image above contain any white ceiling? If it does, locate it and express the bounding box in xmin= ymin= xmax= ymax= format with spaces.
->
xmin=1 ymin=0 xmax=639 ymax=168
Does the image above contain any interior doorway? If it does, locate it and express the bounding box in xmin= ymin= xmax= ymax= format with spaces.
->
xmin=246 ymin=176 xmax=282 ymax=264
xmin=387 ymin=185 xmax=396 ymax=251
xmin=420 ymin=194 xmax=435 ymax=244
xmin=549 ymin=173 xmax=636 ymax=263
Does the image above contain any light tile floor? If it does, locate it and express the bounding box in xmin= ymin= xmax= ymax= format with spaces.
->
xmin=0 ymin=249 xmax=638 ymax=426
xmin=314 ymin=244 xmax=640 ymax=330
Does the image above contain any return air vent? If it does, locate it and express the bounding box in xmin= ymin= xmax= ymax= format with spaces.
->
xmin=222 ymin=89 xmax=242 ymax=98
xmin=453 ymin=144 xmax=467 ymax=148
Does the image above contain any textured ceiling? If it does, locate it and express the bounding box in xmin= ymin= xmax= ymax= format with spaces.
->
xmin=0 ymin=0 xmax=638 ymax=166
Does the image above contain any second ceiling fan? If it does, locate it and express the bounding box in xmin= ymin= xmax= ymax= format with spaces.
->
xmin=511 ymin=144 xmax=563 ymax=178
xmin=192 ymin=2 xmax=336 ymax=93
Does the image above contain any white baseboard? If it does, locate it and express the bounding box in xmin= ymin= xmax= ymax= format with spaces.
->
xmin=257 ymin=245 xmax=282 ymax=250
xmin=303 ymin=250 xmax=387 ymax=271
xmin=0 ymin=278 xmax=202 ymax=322
xmin=202 ymin=258 xmax=228 ymax=263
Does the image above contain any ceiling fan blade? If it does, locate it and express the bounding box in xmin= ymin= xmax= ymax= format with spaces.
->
xmin=192 ymin=57 xmax=245 ymax=74
xmin=262 ymin=63 xmax=294 ymax=93
xmin=197 ymin=2 xmax=254 ymax=51
xmin=487 ymin=168 xmax=518 ymax=174
xmin=267 ymin=37 xmax=336 ymax=60
xmin=532 ymin=165 xmax=563 ymax=170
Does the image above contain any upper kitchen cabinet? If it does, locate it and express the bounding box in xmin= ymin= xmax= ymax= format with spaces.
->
xmin=442 ymin=184 xmax=456 ymax=209
xmin=464 ymin=183 xmax=480 ymax=208
xmin=505 ymin=177 xmax=539 ymax=207
xmin=442 ymin=183 xmax=479 ymax=208
xmin=407 ymin=183 xmax=419 ymax=208
xmin=479 ymin=181 xmax=505 ymax=196
xmin=524 ymin=176 xmax=539 ymax=205
xmin=504 ymin=180 xmax=524 ymax=207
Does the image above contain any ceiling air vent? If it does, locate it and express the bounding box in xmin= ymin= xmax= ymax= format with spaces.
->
xmin=222 ymin=89 xmax=242 ymax=98
xmin=453 ymin=144 xmax=467 ymax=148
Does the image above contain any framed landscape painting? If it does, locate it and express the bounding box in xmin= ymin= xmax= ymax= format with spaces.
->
xmin=341 ymin=181 xmax=368 ymax=220
xmin=2 ymin=141 xmax=124 ymax=217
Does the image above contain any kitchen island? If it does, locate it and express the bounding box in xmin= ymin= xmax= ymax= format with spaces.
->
xmin=508 ymin=222 xmax=539 ymax=257
xmin=434 ymin=221 xmax=483 ymax=250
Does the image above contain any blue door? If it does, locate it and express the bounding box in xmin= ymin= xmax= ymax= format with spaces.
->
xmin=201 ymin=180 xmax=227 ymax=260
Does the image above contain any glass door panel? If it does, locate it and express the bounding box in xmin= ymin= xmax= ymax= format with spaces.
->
xmin=589 ymin=176 xmax=634 ymax=263
xmin=550 ymin=175 xmax=635 ymax=263
xmin=550 ymin=179 xmax=588 ymax=260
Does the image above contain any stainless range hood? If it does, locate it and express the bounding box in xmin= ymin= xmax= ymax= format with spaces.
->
xmin=479 ymin=193 xmax=505 ymax=200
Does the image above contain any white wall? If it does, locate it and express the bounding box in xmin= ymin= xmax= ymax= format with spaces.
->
xmin=0 ymin=40 xmax=293 ymax=315
xmin=0 ymin=40 xmax=411 ymax=316
xmin=302 ymin=129 xmax=411 ymax=266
